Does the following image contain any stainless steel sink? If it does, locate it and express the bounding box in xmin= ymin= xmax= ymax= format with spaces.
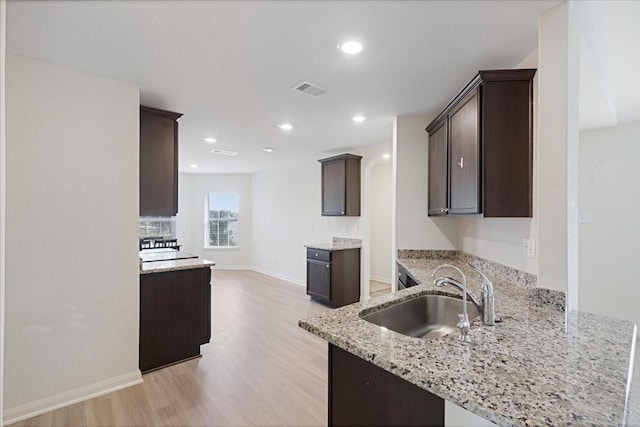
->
xmin=361 ymin=294 xmax=480 ymax=339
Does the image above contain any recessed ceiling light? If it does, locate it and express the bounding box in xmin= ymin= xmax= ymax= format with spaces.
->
xmin=189 ymin=164 xmax=198 ymax=168
xmin=262 ymin=148 xmax=275 ymax=153
xmin=203 ymin=137 xmax=216 ymax=143
xmin=278 ymin=123 xmax=293 ymax=131
xmin=211 ymin=149 xmax=239 ymax=156
xmin=352 ymin=115 xmax=366 ymax=123
xmin=382 ymin=153 xmax=391 ymax=160
xmin=339 ymin=41 xmax=363 ymax=55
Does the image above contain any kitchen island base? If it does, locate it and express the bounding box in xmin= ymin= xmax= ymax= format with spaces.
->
xmin=329 ymin=344 xmax=444 ymax=426
xmin=139 ymin=266 xmax=212 ymax=374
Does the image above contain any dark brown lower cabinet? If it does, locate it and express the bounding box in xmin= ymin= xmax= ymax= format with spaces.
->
xmin=306 ymin=248 xmax=361 ymax=308
xmin=329 ymin=344 xmax=444 ymax=426
xmin=139 ymin=267 xmax=212 ymax=373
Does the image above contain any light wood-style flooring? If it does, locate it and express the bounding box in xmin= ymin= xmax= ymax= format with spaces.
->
xmin=11 ymin=270 xmax=331 ymax=426
xmin=369 ymin=279 xmax=391 ymax=298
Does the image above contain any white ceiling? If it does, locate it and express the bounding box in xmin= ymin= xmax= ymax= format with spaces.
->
xmin=7 ymin=0 xmax=560 ymax=173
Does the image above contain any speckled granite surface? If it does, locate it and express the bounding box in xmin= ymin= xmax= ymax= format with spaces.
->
xmin=398 ymin=249 xmax=537 ymax=288
xmin=140 ymin=258 xmax=215 ymax=274
xmin=305 ymin=237 xmax=362 ymax=251
xmin=299 ymin=257 xmax=637 ymax=426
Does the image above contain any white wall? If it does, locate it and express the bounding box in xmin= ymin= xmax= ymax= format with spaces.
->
xmin=578 ymin=122 xmax=640 ymax=327
xmin=394 ymin=115 xmax=458 ymax=251
xmin=370 ymin=161 xmax=392 ymax=283
xmin=536 ymin=2 xmax=580 ymax=302
xmin=251 ymin=143 xmax=391 ymax=295
xmin=0 ymin=0 xmax=6 ymax=419
xmin=177 ymin=173 xmax=252 ymax=268
xmin=4 ymin=55 xmax=141 ymax=423
xmin=457 ymin=52 xmax=539 ymax=274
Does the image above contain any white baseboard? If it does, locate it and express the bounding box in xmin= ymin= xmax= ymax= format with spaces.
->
xmin=211 ymin=265 xmax=252 ymax=270
xmin=249 ymin=266 xmax=305 ymax=287
xmin=3 ymin=370 xmax=142 ymax=425
xmin=370 ymin=275 xmax=392 ymax=285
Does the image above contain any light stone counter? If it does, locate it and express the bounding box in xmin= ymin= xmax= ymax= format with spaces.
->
xmin=305 ymin=237 xmax=362 ymax=251
xmin=299 ymin=255 xmax=637 ymax=426
xmin=140 ymin=258 xmax=215 ymax=274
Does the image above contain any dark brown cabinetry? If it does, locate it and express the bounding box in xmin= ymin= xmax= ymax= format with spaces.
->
xmin=306 ymin=248 xmax=360 ymax=308
xmin=319 ymin=154 xmax=362 ymax=216
xmin=329 ymin=344 xmax=444 ymax=425
xmin=140 ymin=106 xmax=183 ymax=217
xmin=426 ymin=69 xmax=536 ymax=218
xmin=427 ymin=120 xmax=448 ymax=216
xmin=139 ymin=267 xmax=211 ymax=373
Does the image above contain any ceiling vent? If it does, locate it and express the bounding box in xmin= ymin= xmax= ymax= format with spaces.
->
xmin=210 ymin=149 xmax=239 ymax=156
xmin=293 ymin=81 xmax=326 ymax=97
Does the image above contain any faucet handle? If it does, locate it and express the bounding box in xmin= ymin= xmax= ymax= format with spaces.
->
xmin=457 ymin=313 xmax=472 ymax=344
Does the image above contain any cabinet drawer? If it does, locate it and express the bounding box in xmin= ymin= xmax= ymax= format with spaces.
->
xmin=307 ymin=248 xmax=331 ymax=262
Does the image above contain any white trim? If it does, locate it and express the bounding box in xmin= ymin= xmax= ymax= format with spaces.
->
xmin=211 ymin=265 xmax=252 ymax=270
xmin=203 ymin=246 xmax=241 ymax=250
xmin=0 ymin=0 xmax=6 ymax=421
xmin=370 ymin=275 xmax=392 ymax=285
xmin=3 ymin=370 xmax=142 ymax=426
xmin=249 ymin=267 xmax=305 ymax=287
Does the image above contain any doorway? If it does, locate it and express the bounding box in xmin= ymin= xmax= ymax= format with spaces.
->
xmin=369 ymin=161 xmax=393 ymax=298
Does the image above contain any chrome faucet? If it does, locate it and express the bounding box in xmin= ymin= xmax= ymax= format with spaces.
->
xmin=431 ymin=264 xmax=472 ymax=344
xmin=467 ymin=264 xmax=496 ymax=326
xmin=432 ymin=265 xmax=497 ymax=326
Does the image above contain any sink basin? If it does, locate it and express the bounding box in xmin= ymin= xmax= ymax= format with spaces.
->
xmin=361 ymin=294 xmax=480 ymax=339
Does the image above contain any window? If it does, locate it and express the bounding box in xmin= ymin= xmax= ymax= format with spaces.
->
xmin=139 ymin=217 xmax=176 ymax=239
xmin=205 ymin=192 xmax=239 ymax=248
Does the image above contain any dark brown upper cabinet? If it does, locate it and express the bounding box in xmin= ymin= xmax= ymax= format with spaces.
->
xmin=426 ymin=69 xmax=536 ymax=218
xmin=140 ymin=106 xmax=183 ymax=217
xmin=319 ymin=154 xmax=362 ymax=216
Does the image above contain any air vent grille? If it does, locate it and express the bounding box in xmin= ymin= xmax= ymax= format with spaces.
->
xmin=293 ymin=81 xmax=326 ymax=97
xmin=211 ymin=149 xmax=239 ymax=156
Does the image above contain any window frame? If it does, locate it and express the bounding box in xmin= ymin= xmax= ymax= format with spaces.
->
xmin=204 ymin=192 xmax=240 ymax=249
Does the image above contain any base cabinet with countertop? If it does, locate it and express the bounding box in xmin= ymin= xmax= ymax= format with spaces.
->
xmin=139 ymin=260 xmax=213 ymax=373
xmin=306 ymin=247 xmax=360 ymax=308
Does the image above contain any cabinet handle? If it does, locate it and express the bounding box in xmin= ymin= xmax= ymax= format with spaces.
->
xmin=457 ymin=157 xmax=464 ymax=168
xmin=341 ymin=211 xmax=345 ymax=215
xmin=326 ymin=264 xmax=330 ymax=268
xmin=315 ymin=253 xmax=318 ymax=257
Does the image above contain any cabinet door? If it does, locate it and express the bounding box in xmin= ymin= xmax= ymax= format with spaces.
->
xmin=321 ymin=159 xmax=346 ymax=215
xmin=329 ymin=344 xmax=444 ymax=426
xmin=140 ymin=108 xmax=180 ymax=217
xmin=449 ymin=90 xmax=481 ymax=214
xmin=307 ymin=259 xmax=331 ymax=301
xmin=427 ymin=120 xmax=448 ymax=216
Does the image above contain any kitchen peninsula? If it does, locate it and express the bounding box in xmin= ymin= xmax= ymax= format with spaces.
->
xmin=299 ymin=250 xmax=637 ymax=426
xmin=139 ymin=249 xmax=215 ymax=373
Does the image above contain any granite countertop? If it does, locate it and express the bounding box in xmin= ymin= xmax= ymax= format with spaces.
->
xmin=299 ymin=256 xmax=637 ymax=426
xmin=305 ymin=237 xmax=362 ymax=251
xmin=140 ymin=258 xmax=215 ymax=274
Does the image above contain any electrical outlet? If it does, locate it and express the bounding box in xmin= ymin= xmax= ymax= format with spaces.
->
xmin=579 ymin=212 xmax=592 ymax=223
xmin=522 ymin=239 xmax=536 ymax=259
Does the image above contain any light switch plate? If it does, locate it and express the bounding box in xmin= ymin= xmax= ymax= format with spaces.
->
xmin=522 ymin=239 xmax=536 ymax=259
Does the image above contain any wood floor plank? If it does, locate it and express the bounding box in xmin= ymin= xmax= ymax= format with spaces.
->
xmin=10 ymin=270 xmax=330 ymax=427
